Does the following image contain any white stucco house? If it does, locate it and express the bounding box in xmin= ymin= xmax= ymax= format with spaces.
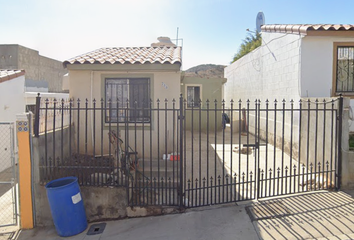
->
xmin=224 ymin=24 xmax=354 ymax=131
xmin=0 ymin=70 xmax=26 ymax=122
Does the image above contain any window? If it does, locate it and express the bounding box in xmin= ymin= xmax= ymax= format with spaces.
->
xmin=105 ymin=78 xmax=150 ymax=123
xmin=187 ymin=86 xmax=201 ymax=107
xmin=334 ymin=44 xmax=354 ymax=95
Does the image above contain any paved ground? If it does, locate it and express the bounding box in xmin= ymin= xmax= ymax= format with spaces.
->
xmin=12 ymin=189 xmax=354 ymax=240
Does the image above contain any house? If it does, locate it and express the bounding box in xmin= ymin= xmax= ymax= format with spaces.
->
xmin=224 ymin=24 xmax=354 ymax=131
xmin=223 ymin=24 xmax=354 ymax=185
xmin=63 ymin=37 xmax=182 ymax=157
xmin=0 ymin=44 xmax=67 ymax=93
xmin=0 ymin=70 xmax=26 ymax=122
xmin=181 ymin=75 xmax=227 ymax=131
xmin=0 ymin=69 xmax=69 ymax=129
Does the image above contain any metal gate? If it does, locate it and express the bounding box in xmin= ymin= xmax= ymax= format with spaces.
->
xmin=118 ymin=96 xmax=342 ymax=207
xmin=182 ymin=97 xmax=342 ymax=207
xmin=34 ymin=95 xmax=343 ymax=209
xmin=0 ymin=123 xmax=18 ymax=226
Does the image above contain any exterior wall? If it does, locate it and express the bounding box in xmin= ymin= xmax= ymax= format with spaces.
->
xmin=0 ymin=45 xmax=18 ymax=69
xmin=299 ymin=98 xmax=340 ymax=177
xmin=68 ymin=67 xmax=181 ymax=158
xmin=224 ymin=32 xmax=302 ymax=104
xmin=0 ymin=75 xmax=25 ymax=122
xmin=181 ymin=76 xmax=226 ymax=105
xmin=300 ymin=36 xmax=354 ymax=97
xmin=0 ymin=45 xmax=67 ymax=92
xmin=224 ymin=32 xmax=302 ymax=152
xmin=224 ymin=32 xmax=353 ymax=185
xmin=32 ymin=123 xmax=129 ymax=226
xmin=181 ymin=76 xmax=226 ymax=131
xmin=341 ymin=98 xmax=354 ymax=189
xmin=301 ymin=36 xmax=354 ymax=132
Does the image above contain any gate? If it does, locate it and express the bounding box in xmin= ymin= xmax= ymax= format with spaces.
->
xmin=35 ymin=95 xmax=343 ymax=209
xmin=182 ymin=97 xmax=342 ymax=207
xmin=0 ymin=123 xmax=18 ymax=226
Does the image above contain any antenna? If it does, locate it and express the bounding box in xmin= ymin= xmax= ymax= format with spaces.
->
xmin=256 ymin=12 xmax=265 ymax=32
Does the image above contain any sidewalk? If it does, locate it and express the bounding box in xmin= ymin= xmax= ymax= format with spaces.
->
xmin=15 ymin=190 xmax=354 ymax=240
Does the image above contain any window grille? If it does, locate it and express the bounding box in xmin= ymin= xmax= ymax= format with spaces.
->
xmin=105 ymin=78 xmax=150 ymax=123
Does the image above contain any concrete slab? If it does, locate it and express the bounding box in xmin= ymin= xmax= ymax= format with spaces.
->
xmin=18 ymin=204 xmax=259 ymax=240
xmin=16 ymin=191 xmax=354 ymax=240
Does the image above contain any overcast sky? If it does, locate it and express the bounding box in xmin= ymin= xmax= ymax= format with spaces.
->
xmin=1 ymin=0 xmax=354 ymax=70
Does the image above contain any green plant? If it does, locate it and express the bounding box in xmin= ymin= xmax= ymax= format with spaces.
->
xmin=232 ymin=31 xmax=262 ymax=63
xmin=349 ymin=134 xmax=354 ymax=150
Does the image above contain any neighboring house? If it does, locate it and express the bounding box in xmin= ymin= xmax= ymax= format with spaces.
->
xmin=63 ymin=38 xmax=182 ymax=157
xmin=0 ymin=44 xmax=67 ymax=92
xmin=0 ymin=70 xmax=26 ymax=122
xmin=0 ymin=69 xmax=69 ymax=123
xmin=0 ymin=69 xmax=69 ymax=176
xmin=224 ymin=24 xmax=354 ymax=131
xmin=181 ymin=75 xmax=226 ymax=130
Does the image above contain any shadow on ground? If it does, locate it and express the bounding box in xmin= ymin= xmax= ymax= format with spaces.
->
xmin=250 ymin=191 xmax=354 ymax=240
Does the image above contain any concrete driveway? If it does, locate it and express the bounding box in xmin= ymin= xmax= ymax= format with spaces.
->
xmin=15 ymin=190 xmax=354 ymax=240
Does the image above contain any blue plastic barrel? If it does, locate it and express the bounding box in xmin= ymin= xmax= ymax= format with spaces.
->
xmin=45 ymin=177 xmax=87 ymax=237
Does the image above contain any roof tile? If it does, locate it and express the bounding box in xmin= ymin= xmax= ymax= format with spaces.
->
xmin=64 ymin=47 xmax=182 ymax=66
xmin=261 ymin=24 xmax=354 ymax=35
xmin=0 ymin=69 xmax=25 ymax=83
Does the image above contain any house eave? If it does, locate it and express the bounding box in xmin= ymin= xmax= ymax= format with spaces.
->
xmin=66 ymin=62 xmax=181 ymax=72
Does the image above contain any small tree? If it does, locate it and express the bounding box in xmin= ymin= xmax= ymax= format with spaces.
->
xmin=232 ymin=31 xmax=262 ymax=63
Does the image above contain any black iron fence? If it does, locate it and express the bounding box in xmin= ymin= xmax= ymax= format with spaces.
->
xmin=34 ymin=94 xmax=343 ymax=208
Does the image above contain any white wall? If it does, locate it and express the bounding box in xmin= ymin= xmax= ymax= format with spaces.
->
xmin=301 ymin=36 xmax=354 ymax=131
xmin=0 ymin=75 xmax=25 ymax=122
xmin=224 ymin=33 xmax=303 ymax=156
xmin=224 ymin=32 xmax=302 ymax=105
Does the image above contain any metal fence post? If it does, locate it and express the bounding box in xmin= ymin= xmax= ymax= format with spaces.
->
xmin=337 ymin=95 xmax=343 ymax=190
xmin=179 ymin=94 xmax=184 ymax=207
xmin=34 ymin=93 xmax=41 ymax=137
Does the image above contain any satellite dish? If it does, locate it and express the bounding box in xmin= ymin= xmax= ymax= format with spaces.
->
xmin=256 ymin=12 xmax=265 ymax=32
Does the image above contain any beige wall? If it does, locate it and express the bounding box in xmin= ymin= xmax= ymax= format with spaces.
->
xmin=181 ymin=76 xmax=226 ymax=131
xmin=68 ymin=67 xmax=181 ymax=158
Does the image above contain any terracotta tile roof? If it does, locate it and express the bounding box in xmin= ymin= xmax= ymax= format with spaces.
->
xmin=0 ymin=69 xmax=25 ymax=83
xmin=64 ymin=47 xmax=182 ymax=66
xmin=261 ymin=24 xmax=354 ymax=35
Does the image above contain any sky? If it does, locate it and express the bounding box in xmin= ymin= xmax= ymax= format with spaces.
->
xmin=1 ymin=0 xmax=354 ymax=70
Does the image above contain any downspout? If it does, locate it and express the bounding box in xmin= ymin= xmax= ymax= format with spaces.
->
xmin=91 ymin=71 xmax=94 ymax=155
